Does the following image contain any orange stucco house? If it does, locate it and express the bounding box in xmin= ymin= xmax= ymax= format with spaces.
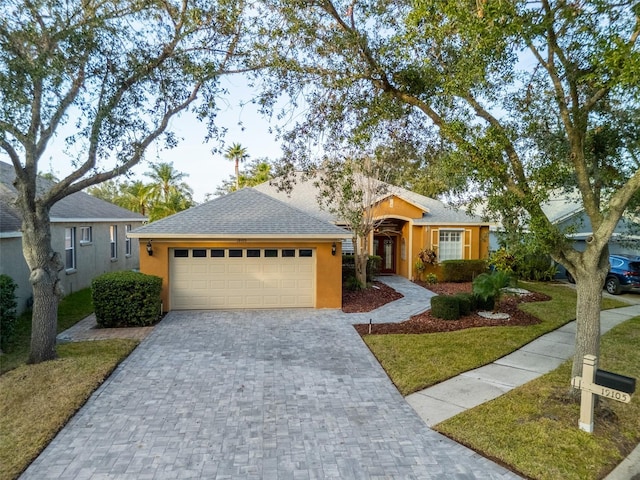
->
xmin=129 ymin=188 xmax=349 ymax=310
xmin=255 ymin=173 xmax=491 ymax=282
xmin=130 ymin=175 xmax=490 ymax=311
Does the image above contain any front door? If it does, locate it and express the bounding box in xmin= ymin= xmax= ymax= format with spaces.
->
xmin=373 ymin=236 xmax=396 ymax=274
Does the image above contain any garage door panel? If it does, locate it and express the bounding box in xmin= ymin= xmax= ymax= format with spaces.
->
xmin=228 ymin=264 xmax=244 ymax=274
xmin=170 ymin=248 xmax=316 ymax=309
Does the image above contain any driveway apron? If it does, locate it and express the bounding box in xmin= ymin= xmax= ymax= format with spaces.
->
xmin=22 ymin=309 xmax=519 ymax=479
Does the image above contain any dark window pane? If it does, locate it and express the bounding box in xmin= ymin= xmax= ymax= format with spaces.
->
xmin=299 ymin=249 xmax=313 ymax=257
xmin=211 ymin=249 xmax=225 ymax=258
xmin=282 ymin=249 xmax=295 ymax=257
xmin=192 ymin=249 xmax=206 ymax=257
xmin=247 ymin=249 xmax=261 ymax=258
xmin=229 ymin=249 xmax=243 ymax=258
xmin=174 ymin=249 xmax=189 ymax=258
xmin=265 ymin=249 xmax=278 ymax=258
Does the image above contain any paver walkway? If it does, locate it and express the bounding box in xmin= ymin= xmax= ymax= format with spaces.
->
xmin=25 ymin=308 xmax=518 ymax=479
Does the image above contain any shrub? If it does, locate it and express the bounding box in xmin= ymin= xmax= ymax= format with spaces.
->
xmin=0 ymin=274 xmax=18 ymax=350
xmin=472 ymin=293 xmax=495 ymax=311
xmin=342 ymin=254 xmax=382 ymax=282
xmin=344 ymin=275 xmax=364 ymax=291
xmin=472 ymin=271 xmax=512 ymax=311
xmin=424 ymin=273 xmax=438 ymax=285
xmin=489 ymin=248 xmax=517 ymax=274
xmin=430 ymin=295 xmax=461 ymax=320
xmin=440 ymin=260 xmax=488 ymax=282
xmin=516 ymin=254 xmax=558 ymax=281
xmin=367 ymin=255 xmax=382 ymax=281
xmin=92 ymin=271 xmax=162 ymax=328
xmin=454 ymin=293 xmax=473 ymax=316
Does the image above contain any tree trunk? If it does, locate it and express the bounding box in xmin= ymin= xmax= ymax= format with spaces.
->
xmin=355 ymin=252 xmax=368 ymax=288
xmin=235 ymin=159 xmax=240 ymax=190
xmin=570 ymin=252 xmax=609 ymax=382
xmin=21 ymin=205 xmax=63 ymax=364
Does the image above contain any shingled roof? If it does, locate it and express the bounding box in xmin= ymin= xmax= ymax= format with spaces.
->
xmin=254 ymin=171 xmax=487 ymax=226
xmin=0 ymin=161 xmax=146 ymax=234
xmin=129 ymin=187 xmax=350 ymax=239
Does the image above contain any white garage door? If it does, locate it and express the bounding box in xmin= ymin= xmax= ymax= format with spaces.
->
xmin=170 ymin=247 xmax=316 ymax=309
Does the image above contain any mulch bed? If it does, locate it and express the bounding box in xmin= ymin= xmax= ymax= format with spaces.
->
xmin=342 ymin=281 xmax=404 ymax=313
xmin=348 ymin=281 xmax=551 ymax=335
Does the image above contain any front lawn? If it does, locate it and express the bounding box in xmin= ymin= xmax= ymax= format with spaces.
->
xmin=363 ymin=282 xmax=627 ymax=395
xmin=436 ymin=316 xmax=640 ymax=480
xmin=0 ymin=339 xmax=138 ymax=480
xmin=1 ymin=288 xmax=94 ymax=373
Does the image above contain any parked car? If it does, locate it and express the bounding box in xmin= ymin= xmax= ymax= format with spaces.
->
xmin=564 ymin=254 xmax=640 ymax=295
xmin=605 ymin=254 xmax=640 ymax=295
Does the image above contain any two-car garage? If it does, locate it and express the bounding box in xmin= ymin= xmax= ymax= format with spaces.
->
xmin=169 ymin=247 xmax=316 ymax=309
xmin=130 ymin=186 xmax=348 ymax=310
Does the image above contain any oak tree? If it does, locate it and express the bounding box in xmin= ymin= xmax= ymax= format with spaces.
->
xmin=0 ymin=0 xmax=250 ymax=363
xmin=253 ymin=0 xmax=640 ymax=379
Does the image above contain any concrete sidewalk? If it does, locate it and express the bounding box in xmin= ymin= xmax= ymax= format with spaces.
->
xmin=403 ymin=303 xmax=640 ymax=480
xmin=405 ymin=304 xmax=640 ymax=426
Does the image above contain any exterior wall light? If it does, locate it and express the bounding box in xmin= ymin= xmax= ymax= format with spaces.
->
xmin=332 ymin=242 xmax=337 ymax=256
xmin=146 ymin=240 xmax=153 ymax=256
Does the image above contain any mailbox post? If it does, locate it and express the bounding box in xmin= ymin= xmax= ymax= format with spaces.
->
xmin=571 ymin=354 xmax=636 ymax=433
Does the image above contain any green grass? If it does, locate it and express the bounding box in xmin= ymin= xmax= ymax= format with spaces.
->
xmin=363 ymin=282 xmax=628 ymax=395
xmin=0 ymin=339 xmax=138 ymax=480
xmin=0 ymin=288 xmax=94 ymax=373
xmin=436 ymin=316 xmax=640 ymax=480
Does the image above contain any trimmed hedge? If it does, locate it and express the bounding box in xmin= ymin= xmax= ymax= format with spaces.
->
xmin=430 ymin=292 xmax=496 ymax=321
xmin=92 ymin=271 xmax=162 ymax=328
xmin=454 ymin=293 xmax=472 ymax=316
xmin=431 ymin=295 xmax=460 ymax=320
xmin=440 ymin=259 xmax=488 ymax=283
xmin=0 ymin=274 xmax=18 ymax=349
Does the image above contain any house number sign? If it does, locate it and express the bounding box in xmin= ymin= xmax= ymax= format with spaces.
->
xmin=571 ymin=355 xmax=635 ymax=433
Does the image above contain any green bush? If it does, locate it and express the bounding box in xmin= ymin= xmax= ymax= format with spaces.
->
xmin=92 ymin=271 xmax=162 ymax=328
xmin=424 ymin=273 xmax=438 ymax=285
xmin=0 ymin=274 xmax=18 ymax=350
xmin=367 ymin=255 xmax=382 ymax=281
xmin=441 ymin=260 xmax=488 ymax=282
xmin=344 ymin=275 xmax=364 ymax=291
xmin=472 ymin=293 xmax=495 ymax=311
xmin=516 ymin=254 xmax=558 ymax=281
xmin=454 ymin=293 xmax=473 ymax=316
xmin=430 ymin=295 xmax=461 ymax=320
xmin=472 ymin=271 xmax=512 ymax=311
xmin=342 ymin=254 xmax=382 ymax=282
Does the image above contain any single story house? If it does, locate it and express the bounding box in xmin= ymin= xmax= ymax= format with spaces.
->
xmin=129 ymin=188 xmax=350 ymax=310
xmin=542 ymin=194 xmax=639 ymax=256
xmin=0 ymin=161 xmax=146 ymax=312
xmin=255 ymin=173 xmax=491 ymax=281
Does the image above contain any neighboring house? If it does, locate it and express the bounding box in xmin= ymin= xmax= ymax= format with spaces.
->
xmin=0 ymin=161 xmax=146 ymax=312
xmin=129 ymin=188 xmax=350 ymax=310
xmin=542 ymin=194 xmax=639 ymax=256
xmin=483 ymin=192 xmax=639 ymax=256
xmin=254 ymin=172 xmax=491 ymax=281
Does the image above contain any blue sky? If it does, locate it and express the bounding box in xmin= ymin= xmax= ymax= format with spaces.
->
xmin=39 ymin=75 xmax=285 ymax=203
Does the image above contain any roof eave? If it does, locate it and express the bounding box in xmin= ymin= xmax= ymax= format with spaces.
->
xmin=50 ymin=217 xmax=147 ymax=223
xmin=128 ymin=233 xmax=350 ymax=240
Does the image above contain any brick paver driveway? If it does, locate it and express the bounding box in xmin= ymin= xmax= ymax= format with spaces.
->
xmin=22 ymin=310 xmax=519 ymax=479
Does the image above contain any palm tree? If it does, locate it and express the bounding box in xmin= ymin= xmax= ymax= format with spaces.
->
xmin=145 ymin=162 xmax=192 ymax=203
xmin=118 ymin=181 xmax=152 ymax=216
xmin=224 ymin=143 xmax=249 ymax=190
